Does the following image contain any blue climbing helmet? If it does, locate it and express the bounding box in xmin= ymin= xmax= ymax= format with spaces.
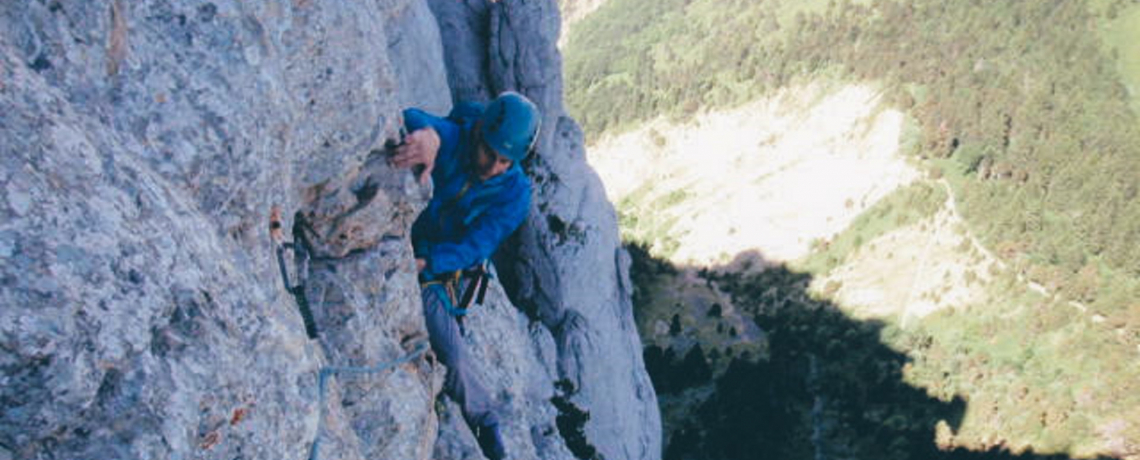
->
xmin=480 ymin=91 xmax=541 ymax=162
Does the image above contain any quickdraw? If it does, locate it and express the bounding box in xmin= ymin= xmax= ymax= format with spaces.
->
xmin=270 ymin=206 xmax=319 ymax=339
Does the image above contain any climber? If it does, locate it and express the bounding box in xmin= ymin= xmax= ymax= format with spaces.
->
xmin=390 ymin=91 xmax=540 ymax=460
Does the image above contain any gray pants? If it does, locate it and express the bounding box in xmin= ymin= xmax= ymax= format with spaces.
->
xmin=421 ymin=282 xmax=501 ymax=430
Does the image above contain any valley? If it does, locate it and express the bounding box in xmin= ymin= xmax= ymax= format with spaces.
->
xmin=567 ymin=0 xmax=1140 ymax=452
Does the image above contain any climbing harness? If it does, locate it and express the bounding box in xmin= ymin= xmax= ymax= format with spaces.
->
xmin=270 ymin=206 xmax=320 ymax=339
xmin=458 ymin=263 xmax=491 ymax=313
xmin=308 ymin=341 xmax=429 ymax=460
xmin=420 ymin=262 xmax=491 ymax=334
xmin=420 ymin=261 xmax=491 ymax=316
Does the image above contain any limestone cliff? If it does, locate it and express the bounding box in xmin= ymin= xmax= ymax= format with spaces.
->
xmin=0 ymin=1 xmax=659 ymax=459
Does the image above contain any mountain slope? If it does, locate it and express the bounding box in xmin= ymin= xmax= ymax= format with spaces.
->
xmin=589 ymin=83 xmax=916 ymax=264
xmin=0 ymin=1 xmax=659 ymax=459
xmin=566 ymin=0 xmax=1140 ymax=456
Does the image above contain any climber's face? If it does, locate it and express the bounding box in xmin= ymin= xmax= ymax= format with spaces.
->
xmin=475 ymin=140 xmax=513 ymax=181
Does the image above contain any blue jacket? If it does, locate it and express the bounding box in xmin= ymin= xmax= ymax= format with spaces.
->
xmin=405 ymin=107 xmax=532 ymax=279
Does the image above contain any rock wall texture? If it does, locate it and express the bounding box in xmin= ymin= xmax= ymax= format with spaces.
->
xmin=0 ymin=0 xmax=658 ymax=459
xmin=425 ymin=1 xmax=661 ymax=459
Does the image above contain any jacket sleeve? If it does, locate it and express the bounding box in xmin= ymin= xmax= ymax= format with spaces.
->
xmin=402 ymin=108 xmax=460 ymax=176
xmin=424 ymin=181 xmax=532 ymax=277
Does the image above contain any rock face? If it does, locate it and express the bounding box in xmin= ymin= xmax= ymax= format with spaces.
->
xmin=0 ymin=1 xmax=658 ymax=460
xmin=426 ymin=1 xmax=662 ymax=458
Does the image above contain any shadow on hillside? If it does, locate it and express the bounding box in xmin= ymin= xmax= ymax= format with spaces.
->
xmin=627 ymin=246 xmax=1120 ymax=460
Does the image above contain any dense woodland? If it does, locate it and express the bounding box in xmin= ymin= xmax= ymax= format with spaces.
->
xmin=567 ymin=0 xmax=1140 ymax=319
xmin=566 ymin=0 xmax=1140 ymax=456
xmin=566 ymin=0 xmax=1139 ymax=362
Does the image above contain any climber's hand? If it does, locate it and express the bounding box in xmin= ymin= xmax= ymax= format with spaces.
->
xmin=391 ymin=128 xmax=439 ymax=185
xmin=415 ymin=258 xmax=427 ymax=273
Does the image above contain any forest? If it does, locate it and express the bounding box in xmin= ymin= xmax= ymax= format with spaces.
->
xmin=565 ymin=0 xmax=1135 ymax=321
xmin=565 ymin=0 xmax=1140 ymax=456
xmin=565 ymin=0 xmax=1139 ymax=364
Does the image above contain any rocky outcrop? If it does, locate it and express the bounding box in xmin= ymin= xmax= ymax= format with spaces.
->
xmin=0 ymin=1 xmax=657 ymax=459
xmin=1 ymin=1 xmax=433 ymax=458
xmin=426 ymin=1 xmax=661 ymax=458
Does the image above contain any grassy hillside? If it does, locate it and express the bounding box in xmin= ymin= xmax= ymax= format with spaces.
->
xmin=567 ymin=0 xmax=1140 ymax=350
xmin=566 ymin=0 xmax=1140 ymax=457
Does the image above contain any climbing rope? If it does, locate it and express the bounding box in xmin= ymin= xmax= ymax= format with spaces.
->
xmin=308 ymin=340 xmax=430 ymax=460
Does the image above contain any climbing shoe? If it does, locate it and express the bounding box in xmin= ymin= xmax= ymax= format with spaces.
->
xmin=474 ymin=422 xmax=506 ymax=460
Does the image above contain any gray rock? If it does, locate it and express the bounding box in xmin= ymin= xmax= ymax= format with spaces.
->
xmin=387 ymin=0 xmax=453 ymax=115
xmin=0 ymin=1 xmax=430 ymax=458
xmin=428 ymin=0 xmax=663 ymax=458
xmin=425 ymin=0 xmax=495 ymax=102
xmin=434 ymin=399 xmax=485 ymax=460
xmin=1 ymin=0 xmax=660 ymax=459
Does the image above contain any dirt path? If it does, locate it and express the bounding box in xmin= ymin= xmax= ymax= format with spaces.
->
xmin=938 ymin=179 xmax=1093 ymax=315
xmin=820 ymin=178 xmax=1102 ymax=327
xmin=812 ymin=179 xmax=993 ymax=323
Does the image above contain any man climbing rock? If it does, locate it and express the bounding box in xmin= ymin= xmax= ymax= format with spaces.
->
xmin=390 ymin=91 xmax=539 ymax=460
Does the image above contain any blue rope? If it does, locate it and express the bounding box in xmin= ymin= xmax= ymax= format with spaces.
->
xmin=309 ymin=341 xmax=430 ymax=460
